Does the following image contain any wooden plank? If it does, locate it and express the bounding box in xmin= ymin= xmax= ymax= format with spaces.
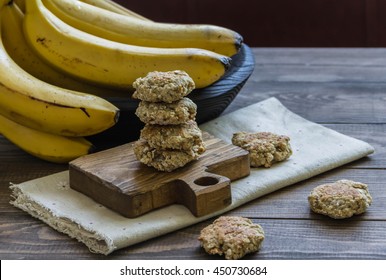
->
xmin=243 ymin=65 xmax=386 ymax=83
xmin=2 ymin=214 xmax=385 ymax=259
xmin=231 ymin=168 xmax=386 ymax=220
xmin=0 ymin=213 xmax=90 ymax=260
xmin=248 ymin=219 xmax=386 ymax=260
xmin=252 ymin=48 xmax=386 ymax=66
xmin=227 ymin=83 xmax=386 ymax=124
xmin=227 ymin=49 xmax=386 ymax=123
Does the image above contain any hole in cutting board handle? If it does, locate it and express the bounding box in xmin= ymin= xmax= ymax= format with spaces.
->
xmin=194 ymin=176 xmax=220 ymax=186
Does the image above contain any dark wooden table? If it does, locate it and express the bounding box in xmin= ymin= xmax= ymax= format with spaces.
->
xmin=1 ymin=48 xmax=386 ymax=260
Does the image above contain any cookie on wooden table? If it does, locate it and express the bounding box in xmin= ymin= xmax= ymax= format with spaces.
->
xmin=232 ymin=131 xmax=292 ymax=167
xmin=308 ymin=179 xmax=373 ymax=219
xmin=198 ymin=216 xmax=265 ymax=260
xmin=132 ymin=70 xmax=195 ymax=103
xmin=135 ymin=97 xmax=197 ymax=125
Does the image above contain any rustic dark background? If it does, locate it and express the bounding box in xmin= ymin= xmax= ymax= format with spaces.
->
xmin=114 ymin=0 xmax=385 ymax=47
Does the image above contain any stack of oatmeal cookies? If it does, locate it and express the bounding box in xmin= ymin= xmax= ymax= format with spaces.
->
xmin=132 ymin=70 xmax=206 ymax=172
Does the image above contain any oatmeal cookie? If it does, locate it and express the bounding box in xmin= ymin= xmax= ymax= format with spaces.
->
xmin=232 ymin=131 xmax=292 ymax=167
xmin=140 ymin=120 xmax=205 ymax=155
xmin=308 ymin=179 xmax=372 ymax=219
xmin=135 ymin=97 xmax=197 ymax=125
xmin=133 ymin=139 xmax=197 ymax=172
xmin=198 ymin=216 xmax=265 ymax=260
xmin=132 ymin=70 xmax=195 ymax=103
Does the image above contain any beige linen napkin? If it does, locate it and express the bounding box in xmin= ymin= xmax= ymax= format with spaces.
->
xmin=10 ymin=97 xmax=374 ymax=255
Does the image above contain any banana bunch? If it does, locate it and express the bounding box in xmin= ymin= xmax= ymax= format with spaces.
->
xmin=0 ymin=2 xmax=119 ymax=163
xmin=22 ymin=0 xmax=234 ymax=89
xmin=1 ymin=2 xmax=128 ymax=97
xmin=0 ymin=0 xmax=243 ymax=163
xmin=43 ymin=0 xmax=242 ymax=57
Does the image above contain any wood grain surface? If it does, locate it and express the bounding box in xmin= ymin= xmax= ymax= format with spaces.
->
xmin=1 ymin=48 xmax=386 ymax=260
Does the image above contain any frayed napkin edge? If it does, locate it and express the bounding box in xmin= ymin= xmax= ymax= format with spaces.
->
xmin=9 ymin=182 xmax=115 ymax=255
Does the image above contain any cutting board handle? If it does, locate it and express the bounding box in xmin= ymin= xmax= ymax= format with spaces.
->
xmin=174 ymin=170 xmax=232 ymax=216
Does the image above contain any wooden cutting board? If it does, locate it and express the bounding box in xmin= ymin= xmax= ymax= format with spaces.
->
xmin=69 ymin=132 xmax=250 ymax=218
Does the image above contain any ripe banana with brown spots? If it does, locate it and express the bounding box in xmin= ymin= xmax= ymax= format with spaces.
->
xmin=43 ymin=0 xmax=242 ymax=57
xmin=23 ymin=0 xmax=231 ymax=89
xmin=0 ymin=1 xmax=119 ymax=137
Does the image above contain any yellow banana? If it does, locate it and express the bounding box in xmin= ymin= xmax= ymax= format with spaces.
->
xmin=0 ymin=113 xmax=94 ymax=163
xmin=79 ymin=0 xmax=151 ymax=21
xmin=15 ymin=0 xmax=150 ymax=21
xmin=24 ymin=0 xmax=230 ymax=89
xmin=44 ymin=0 xmax=242 ymax=57
xmin=0 ymin=4 xmax=119 ymax=137
xmin=1 ymin=2 xmax=129 ymax=98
